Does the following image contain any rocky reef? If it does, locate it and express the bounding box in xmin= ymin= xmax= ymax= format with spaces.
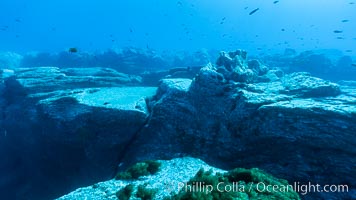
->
xmin=1 ymin=49 xmax=355 ymax=200
xmin=262 ymin=49 xmax=356 ymax=81
xmin=120 ymin=50 xmax=355 ymax=199
xmin=58 ymin=157 xmax=300 ymax=200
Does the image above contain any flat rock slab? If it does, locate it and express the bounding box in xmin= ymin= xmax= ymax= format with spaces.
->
xmin=38 ymin=87 xmax=157 ymax=112
xmin=74 ymin=87 xmax=157 ymax=110
xmin=8 ymin=67 xmax=142 ymax=94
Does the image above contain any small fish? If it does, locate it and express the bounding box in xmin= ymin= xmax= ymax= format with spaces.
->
xmin=15 ymin=18 xmax=21 ymax=23
xmin=244 ymin=7 xmax=248 ymax=10
xmin=345 ymin=50 xmax=352 ymax=52
xmin=351 ymin=63 xmax=356 ymax=67
xmin=336 ymin=36 xmax=344 ymax=39
xmin=177 ymin=1 xmax=182 ymax=6
xmin=129 ymin=28 xmax=133 ymax=33
xmin=349 ymin=2 xmax=355 ymax=4
xmin=333 ymin=30 xmax=343 ymax=33
xmin=68 ymin=47 xmax=78 ymax=53
xmin=341 ymin=19 xmax=349 ymax=22
xmin=273 ymin=1 xmax=279 ymax=4
xmin=220 ymin=17 xmax=226 ymax=24
xmin=249 ymin=8 xmax=260 ymax=15
xmin=1 ymin=25 xmax=9 ymax=31
xmin=281 ymin=28 xmax=285 ymax=31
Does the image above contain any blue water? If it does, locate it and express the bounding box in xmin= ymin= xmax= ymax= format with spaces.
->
xmin=0 ymin=0 xmax=355 ymax=55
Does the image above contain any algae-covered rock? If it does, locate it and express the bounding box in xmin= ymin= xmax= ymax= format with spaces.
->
xmin=57 ymin=157 xmax=300 ymax=200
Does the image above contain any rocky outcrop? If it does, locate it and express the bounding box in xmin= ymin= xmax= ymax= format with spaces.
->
xmin=0 ymin=67 xmax=156 ymax=200
xmin=216 ymin=50 xmax=268 ymax=83
xmin=120 ymin=58 xmax=355 ymax=199
xmin=10 ymin=67 xmax=142 ymax=93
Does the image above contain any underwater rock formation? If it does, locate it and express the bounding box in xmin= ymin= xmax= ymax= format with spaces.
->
xmin=11 ymin=67 xmax=142 ymax=93
xmin=120 ymin=52 xmax=355 ymax=199
xmin=280 ymin=72 xmax=341 ymax=97
xmin=58 ymin=157 xmax=300 ymax=200
xmin=0 ymin=67 xmax=156 ymax=200
xmin=216 ymin=50 xmax=268 ymax=83
xmin=262 ymin=49 xmax=356 ymax=81
xmin=1 ymin=50 xmax=355 ymax=200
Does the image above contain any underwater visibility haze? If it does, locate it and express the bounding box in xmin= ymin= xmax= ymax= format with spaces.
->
xmin=0 ymin=0 xmax=356 ymax=54
xmin=0 ymin=0 xmax=355 ymax=200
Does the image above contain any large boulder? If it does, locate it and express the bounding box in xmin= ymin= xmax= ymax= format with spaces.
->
xmin=0 ymin=67 xmax=156 ymax=200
